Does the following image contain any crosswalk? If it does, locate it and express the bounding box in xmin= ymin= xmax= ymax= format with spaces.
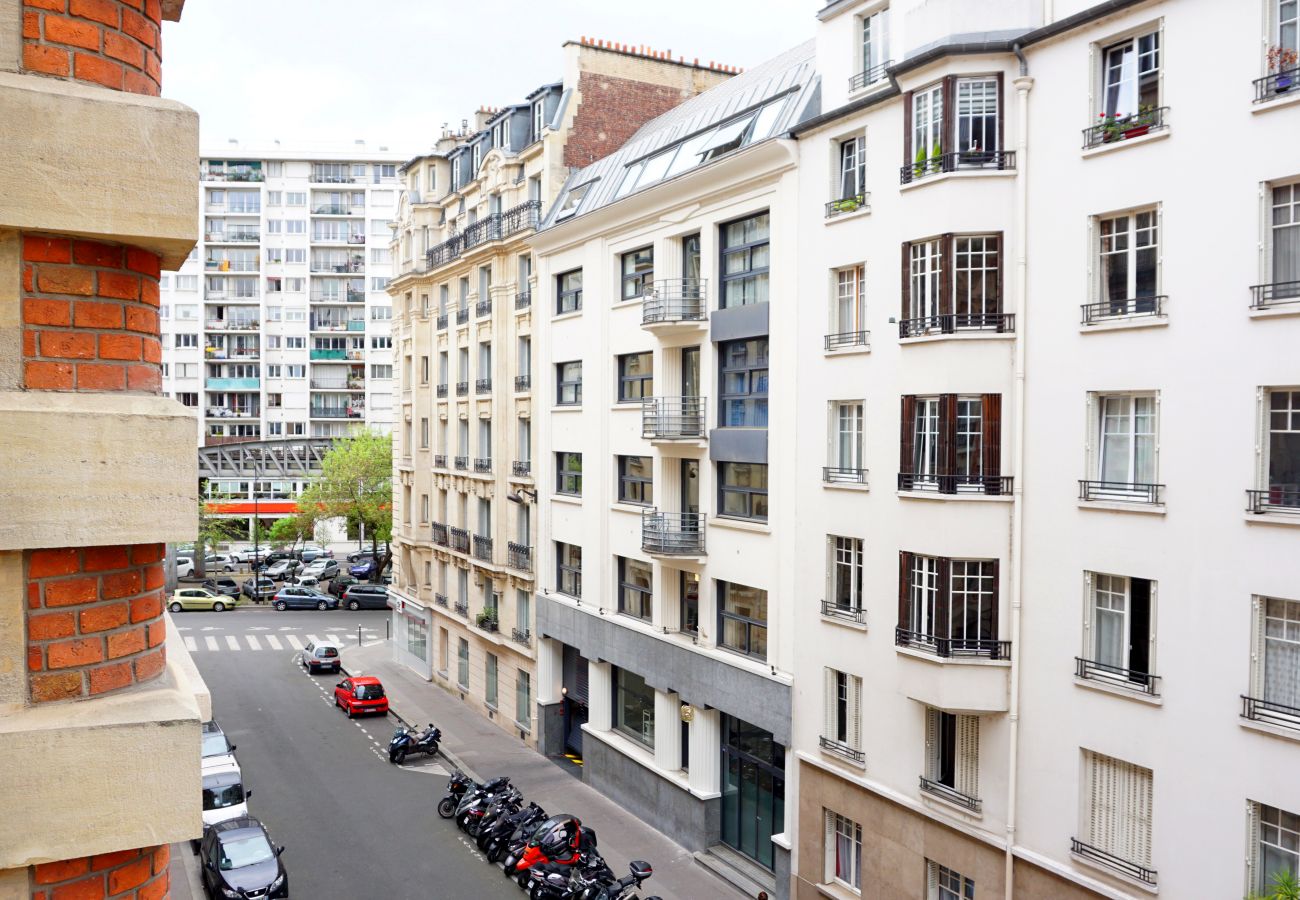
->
xmin=181 ymin=629 xmax=383 ymax=654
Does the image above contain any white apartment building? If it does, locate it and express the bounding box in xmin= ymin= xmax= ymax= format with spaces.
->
xmin=161 ymin=143 xmax=405 ymax=529
xmin=789 ymin=1 xmax=1300 ymax=899
xmin=528 ymin=45 xmax=817 ymax=898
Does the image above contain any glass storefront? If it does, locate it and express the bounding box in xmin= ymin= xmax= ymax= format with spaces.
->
xmin=613 ymin=667 xmax=655 ymax=749
xmin=720 ymin=714 xmax=785 ymax=870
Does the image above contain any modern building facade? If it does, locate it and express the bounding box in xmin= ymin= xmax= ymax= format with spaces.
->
xmin=0 ymin=0 xmax=211 ymax=895
xmin=386 ymin=40 xmax=731 ymax=741
xmin=527 ymin=44 xmax=818 ymax=897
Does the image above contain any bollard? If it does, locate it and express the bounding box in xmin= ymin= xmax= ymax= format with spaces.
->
xmin=386 ymin=619 xmax=391 ymax=640
xmin=357 ymin=624 xmax=362 ymax=647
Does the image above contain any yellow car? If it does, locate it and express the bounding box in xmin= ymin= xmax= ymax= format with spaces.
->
xmin=169 ymin=588 xmax=240 ymax=613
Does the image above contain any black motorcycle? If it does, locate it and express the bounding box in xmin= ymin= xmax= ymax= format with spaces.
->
xmin=387 ymin=722 xmax=441 ymax=764
xmin=438 ymin=769 xmax=478 ymax=819
xmin=500 ymin=808 xmax=552 ymax=874
xmin=455 ymin=776 xmax=512 ymax=835
xmin=482 ymin=802 xmax=546 ymax=864
xmin=475 ymin=787 xmax=524 ymax=851
xmin=523 ymin=850 xmax=610 ymax=900
xmin=584 ymin=860 xmax=657 ymax=900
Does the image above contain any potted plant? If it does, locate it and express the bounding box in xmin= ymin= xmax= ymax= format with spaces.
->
xmin=1096 ymin=112 xmax=1123 ymax=143
xmin=959 ymin=141 xmax=992 ymax=165
xmin=928 ymin=141 xmax=943 ymax=174
xmin=832 ymin=196 xmax=861 ymax=214
xmin=1269 ymin=45 xmax=1299 ymax=92
xmin=913 ymin=145 xmax=927 ymax=179
xmin=476 ymin=609 xmax=498 ymax=632
xmin=1121 ymin=105 xmax=1158 ymax=140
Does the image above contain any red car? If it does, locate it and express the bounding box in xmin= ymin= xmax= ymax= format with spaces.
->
xmin=333 ymin=676 xmax=389 ymax=718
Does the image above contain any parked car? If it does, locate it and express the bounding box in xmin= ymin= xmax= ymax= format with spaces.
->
xmin=201 ymin=721 xmax=238 ymax=773
xmin=349 ymin=557 xmax=389 ymax=580
xmin=302 ymin=559 xmax=340 ymax=580
xmin=327 ymin=574 xmax=359 ymax=599
xmin=299 ymin=639 xmax=342 ymax=673
xmin=170 ymin=587 xmax=238 ymax=613
xmin=228 ymin=548 xmax=262 ymax=564
xmin=254 ymin=551 xmax=295 ymax=572
xmin=201 ymin=761 xmax=250 ymax=833
xmin=204 ymin=554 xmax=238 ymax=572
xmin=297 ymin=545 xmax=333 ymax=563
xmin=333 ymin=676 xmax=388 ymax=717
xmin=342 ymin=584 xmax=390 ymax=611
xmin=176 ymin=557 xmax=195 ymax=578
xmin=271 ymin=586 xmax=338 ymax=611
xmin=202 ymin=577 xmax=240 ymax=597
xmin=287 ymin=574 xmax=320 ymax=589
xmin=264 ymin=559 xmax=302 ymax=581
xmin=241 ymin=576 xmax=277 ymax=602
xmin=198 ymin=817 xmax=287 ymax=900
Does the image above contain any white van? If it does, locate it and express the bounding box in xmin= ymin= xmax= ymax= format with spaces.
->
xmin=201 ymin=761 xmax=250 ymax=831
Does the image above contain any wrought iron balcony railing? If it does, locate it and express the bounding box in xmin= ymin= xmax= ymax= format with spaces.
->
xmin=898 ymin=312 xmax=1014 ymax=338
xmin=897 ymin=473 xmax=1012 ymax=496
xmin=1255 ymin=67 xmax=1300 ymax=102
xmin=431 ymin=522 xmax=448 ymax=547
xmin=515 ymin=290 xmax=532 ymax=310
xmin=899 ymin=149 xmax=1016 ymax=184
xmin=507 ymin=542 xmax=532 ymax=573
xmin=476 ymin=378 xmax=492 ymax=394
xmin=642 ymin=396 xmax=706 ymax=440
xmin=825 ymin=192 xmax=870 ymax=218
xmin=641 ymin=279 xmax=707 ymax=325
xmin=434 ymin=593 xmax=448 ymax=608
xmin=476 ymin=298 xmax=491 ymax=318
xmin=510 ymin=627 xmax=532 ymax=646
xmin=514 ymin=374 xmax=530 ymax=391
xmin=848 ymin=60 xmax=893 ymax=92
xmin=1248 ymin=488 xmax=1300 ymax=515
xmin=1242 ymin=694 xmax=1300 ymax=730
xmin=641 ymin=509 xmax=706 ymax=556
xmin=436 ymin=313 xmax=449 ymax=329
xmin=895 ymin=626 xmax=1010 ymax=660
xmin=823 ymin=467 xmax=868 ymax=486
xmin=1078 ymin=480 xmax=1163 ymax=504
xmin=473 ymin=534 xmax=493 ymax=562
xmin=456 ymin=308 xmax=469 ymax=324
xmin=919 ymin=777 xmax=981 ymax=813
xmin=449 ymin=527 xmax=470 ymax=553
xmin=473 ymin=457 xmax=491 ymax=473
xmin=821 ymin=599 xmax=866 ymax=626
xmin=1075 ymin=657 xmax=1159 ymax=695
xmin=1070 ymin=839 xmax=1156 ymax=886
xmin=455 ymin=381 xmax=468 ymax=397
xmin=453 ymin=456 xmax=468 ymax=471
xmin=819 ymin=735 xmax=866 ymax=764
xmin=1081 ymin=106 xmax=1169 ymax=150
xmin=433 ymin=454 xmax=447 ymax=468
xmin=1081 ymin=296 xmax=1165 ymax=324
xmin=454 ymin=599 xmax=469 ymax=617
xmin=825 ymin=330 xmax=870 ymax=351
xmin=1251 ymin=281 xmax=1300 ymax=309
xmin=436 ymin=384 xmax=447 ymax=398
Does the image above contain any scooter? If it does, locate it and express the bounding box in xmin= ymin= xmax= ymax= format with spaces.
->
xmin=474 ymin=787 xmax=524 ymax=851
xmin=501 ymin=812 xmax=552 ymax=875
xmin=438 ymin=769 xmax=478 ymax=819
xmin=581 ymin=860 xmax=657 ymax=900
xmin=523 ymin=851 xmax=610 ymax=900
xmin=482 ymin=802 xmax=546 ymax=864
xmin=513 ymin=816 xmax=594 ymax=889
xmin=387 ymin=723 xmax=441 ymax=764
xmin=455 ymin=776 xmax=512 ymax=835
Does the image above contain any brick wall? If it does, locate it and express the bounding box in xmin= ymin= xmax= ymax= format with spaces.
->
xmin=26 ymin=544 xmax=167 ymax=702
xmin=563 ymin=72 xmax=698 ymax=169
xmin=21 ymin=234 xmax=163 ymax=393
xmin=31 ymin=844 xmax=169 ymax=900
xmin=21 ymin=0 xmax=164 ymax=96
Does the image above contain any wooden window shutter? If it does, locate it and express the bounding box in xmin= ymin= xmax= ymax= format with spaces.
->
xmin=981 ymin=393 xmax=1003 ymax=489
xmin=995 ymin=72 xmax=1005 ymax=154
xmin=987 ymin=560 xmax=1001 ymax=651
xmin=900 ymin=395 xmax=917 ymax=475
xmin=937 ymin=555 xmax=953 ymax=640
xmin=1250 ymin=595 xmax=1266 ymax=698
xmin=993 ymin=231 xmax=1005 ymax=316
xmin=956 ymin=714 xmax=980 ymax=799
xmin=938 ymin=233 xmax=954 ymax=318
xmin=923 ymin=707 xmax=938 ymax=778
xmin=941 ymin=76 xmax=956 ymax=160
xmin=938 ymin=393 xmax=958 ymax=483
xmin=898 ymin=550 xmax=913 ymax=628
xmin=824 ymin=667 xmax=837 ymax=739
xmin=902 ymin=91 xmax=914 ymax=166
xmin=900 ymin=241 xmax=912 ymax=320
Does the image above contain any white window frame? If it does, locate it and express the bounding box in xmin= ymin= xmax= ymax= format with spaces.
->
xmin=1078 ymin=749 xmax=1154 ymax=876
xmin=1098 ymin=28 xmax=1161 ymax=119
xmin=1088 ymin=391 xmax=1158 ymax=489
xmin=926 ymin=860 xmax=975 ymax=900
xmin=1094 ymin=205 xmax=1161 ymax=313
xmin=923 ymin=708 xmax=979 ymax=805
xmin=911 ymin=84 xmax=943 ymax=164
xmin=1267 ymin=181 xmax=1300 ymax=296
xmin=909 ymin=239 xmax=942 ymax=320
xmin=913 ymin=396 xmax=940 ymax=484
xmin=831 ymin=265 xmax=866 ymax=337
xmin=837 ymin=136 xmax=866 ymax=201
xmin=857 ymin=6 xmax=889 ymax=85
xmin=822 ymin=667 xmax=862 ymax=752
xmin=827 ymin=401 xmax=864 ymax=473
xmin=1247 ymin=800 xmax=1300 ymax=896
xmin=1251 ymin=594 xmax=1300 ymax=723
xmin=823 ymin=810 xmax=862 ymax=892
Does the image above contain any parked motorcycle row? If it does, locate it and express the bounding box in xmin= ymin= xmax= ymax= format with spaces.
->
xmin=437 ymin=769 xmax=660 ymax=900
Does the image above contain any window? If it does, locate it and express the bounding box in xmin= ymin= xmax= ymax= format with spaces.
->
xmin=265 ymin=365 xmax=281 ymax=378
xmin=956 ymin=77 xmax=999 ymax=158
xmin=266 ymin=219 xmax=282 ymax=234
xmin=825 ymin=811 xmax=862 ymax=892
xmin=858 ymin=7 xmax=888 ymax=83
xmin=515 ymin=669 xmax=531 ymax=729
xmin=556 ymin=542 xmax=582 ymax=597
xmin=718 ymin=581 xmax=767 ymax=659
xmin=617 ymin=557 xmax=652 ymax=620
xmin=1249 ymin=802 xmax=1300 ymax=895
xmin=556 ymin=361 xmax=582 ymax=406
xmin=621 ymin=247 xmax=654 ymax=299
xmin=1078 ymin=750 xmax=1154 ymax=883
xmin=286 ymin=191 xmax=305 ymax=206
xmin=485 ymin=653 xmax=498 ymax=708
xmin=420 ymin=417 xmax=429 ymax=449
xmin=719 ymin=338 xmax=768 ymax=426
xmin=927 ymin=861 xmax=975 ymax=900
xmin=830 ymin=265 xmax=867 ymax=342
xmin=265 ymin=248 xmax=282 ymax=265
xmin=284 ymin=336 xmax=304 ymax=349
xmin=285 ymin=220 xmax=305 ymax=234
xmin=555 ymin=181 xmax=592 ymax=220
xmin=923 ymin=709 xmax=980 ymax=808
xmin=680 ymin=572 xmax=699 ymax=635
xmin=617 ymin=352 xmax=652 ymax=402
xmin=1097 ymin=209 xmax=1159 ymax=316
xmin=899 ymin=552 xmax=1002 ymax=658
xmin=371 ymin=247 xmax=391 ymax=264
xmin=1249 ymin=595 xmax=1300 ymax=725
xmin=370 ymin=305 xmax=392 ymax=320
xmin=371 ymin=336 xmax=392 ymax=349
xmin=718 ymin=462 xmax=767 ymax=521
xmin=266 ymin=191 xmax=282 ymax=206
xmin=532 ymin=101 xmax=545 ymax=142
xmin=826 ymin=536 xmax=864 ymax=618
xmin=900 ymin=234 xmax=1004 ymax=334
xmin=900 ymin=394 xmax=1004 ymax=494
xmin=822 ymin=668 xmax=862 ymax=755
xmin=613 ymin=666 xmax=655 ymax=748
xmin=371 ymin=364 xmax=392 ymax=379
xmin=555 ymin=452 xmax=582 ymax=495
xmin=286 ymin=365 xmax=305 ymax=378
xmin=837 ymin=136 xmax=866 ymax=200
xmin=285 ymin=248 xmax=305 ymax=264
xmin=371 ymin=277 xmax=389 ymax=291
xmin=1082 ymin=574 xmax=1154 ymax=690
xmin=457 ymin=638 xmax=469 ymax=690
xmin=912 ymin=83 xmax=944 ymax=167
xmin=828 ymin=401 xmax=865 ymax=479
xmin=720 ymin=213 xmax=769 ymax=308
xmin=175 ymin=333 xmax=198 ymax=348
xmin=176 ymin=275 xmax=197 ymax=291
xmin=613 ymin=455 xmax=651 ymax=506
xmin=557 ymin=269 xmax=583 ymax=314
xmin=1090 ymin=393 xmax=1158 ymax=495
xmin=1101 ymin=31 xmax=1160 ymax=120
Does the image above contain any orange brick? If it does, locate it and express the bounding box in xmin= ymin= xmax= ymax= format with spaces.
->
xmin=25 ymin=360 xmax=74 ymax=389
xmin=97 ymin=271 xmax=140 ymax=301
xmin=143 ymin=0 xmax=160 ymax=23
xmin=48 ymin=637 xmax=104 ymax=669
xmin=29 ymin=547 xmax=80 ymax=577
xmin=90 ymin=849 xmax=137 ymax=872
xmin=98 ymin=333 xmax=141 ymax=361
xmin=23 ymin=264 xmax=34 ymax=292
xmin=120 ymin=6 xmax=155 ymax=47
xmin=139 ymin=870 xmax=168 ymax=900
xmin=127 ymin=364 xmax=160 ymax=392
xmin=147 ymin=620 xmax=165 ymax=647
xmin=100 ymin=570 xmax=141 ymax=599
xmin=108 ymin=856 xmax=152 ymax=894
xmin=26 ymin=0 xmax=68 ymax=10
xmin=142 ymin=564 xmax=164 ymax=590
xmin=39 ymin=330 xmax=96 ymax=360
xmin=28 ymin=582 xmax=42 ymax=609
xmin=134 ymin=647 xmax=165 ymax=681
xmin=142 ymin=50 xmax=160 ymax=87
xmin=123 ymin=68 xmax=157 ymax=95
xmin=69 ymin=0 xmax=118 ymax=27
xmin=132 ymin=544 xmax=164 ymax=564
xmin=88 ymin=662 xmax=132 ymax=695
xmin=106 ymin=626 xmax=146 ymax=658
xmin=83 ymin=545 xmax=129 ymax=572
xmin=44 ymin=576 xmax=98 ymax=606
xmin=23 ymin=331 xmax=38 ymax=357
xmin=71 ymin=240 xmax=122 ymax=268
xmin=51 ymin=876 xmax=106 ymax=900
xmin=73 ymin=51 xmax=123 ymax=90
xmin=24 ymin=298 xmax=72 ymax=326
xmin=141 ymin=336 xmax=161 ymax=363
xmin=23 ymin=10 xmax=39 ymax=36
xmin=80 ymin=602 xmax=128 ymax=633
xmin=37 ymin=266 xmax=94 ymax=296
xmin=44 ymin=14 xmax=100 ymax=50
xmin=151 ymin=844 xmax=170 ymax=875
xmin=73 ymin=300 xmax=122 ymax=328
xmin=23 ymin=235 xmax=72 ymax=263
xmin=103 ymin=30 xmax=143 ymax=67
xmin=29 ymin=611 xmax=75 ymax=640
xmin=28 ymin=644 xmax=43 ymax=671
xmin=35 ymin=857 xmax=90 ymax=886
xmin=30 ymin=671 xmax=83 ymax=702
xmin=76 ymin=363 xmax=126 ymax=391
xmin=130 ymin=591 xmax=161 ymax=622
xmin=125 ymin=248 xmax=161 ymax=278
xmin=140 ymin=278 xmax=159 ymax=306
xmin=22 ymin=43 xmax=70 ymax=77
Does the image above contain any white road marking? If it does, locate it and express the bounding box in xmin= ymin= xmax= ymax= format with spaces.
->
xmin=266 ymin=635 xmax=283 ymax=650
xmin=225 ymin=636 xmax=240 ymax=651
xmin=248 ymin=626 xmax=270 ymax=631
xmin=306 ymin=634 xmax=320 ymax=644
xmin=326 ymin=634 xmax=341 ymax=643
xmin=286 ymin=635 xmax=304 ymax=650
xmin=278 ymin=626 xmax=297 ymax=631
xmin=201 ymin=626 xmax=220 ymax=632
xmin=245 ymin=635 xmax=262 ymax=651
xmin=177 ymin=626 xmax=191 ymax=632
xmin=184 ymin=637 xmax=198 ymax=652
xmin=204 ymin=637 xmax=219 ymax=651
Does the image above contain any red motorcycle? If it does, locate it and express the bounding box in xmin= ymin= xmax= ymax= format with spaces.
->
xmin=514 ymin=814 xmax=591 ymax=888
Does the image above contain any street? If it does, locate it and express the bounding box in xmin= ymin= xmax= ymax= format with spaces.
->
xmin=183 ymin=606 xmax=520 ymax=900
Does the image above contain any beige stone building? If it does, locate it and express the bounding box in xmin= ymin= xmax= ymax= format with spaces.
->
xmin=386 ymin=39 xmax=731 ymax=743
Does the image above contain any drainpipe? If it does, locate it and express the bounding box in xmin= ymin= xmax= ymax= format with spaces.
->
xmin=1005 ymin=42 xmax=1032 ymax=900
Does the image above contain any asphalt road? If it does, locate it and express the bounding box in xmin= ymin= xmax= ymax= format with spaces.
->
xmin=183 ymin=607 xmax=520 ymax=900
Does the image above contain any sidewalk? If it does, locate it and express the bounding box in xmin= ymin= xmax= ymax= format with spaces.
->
xmin=343 ymin=640 xmax=750 ymax=900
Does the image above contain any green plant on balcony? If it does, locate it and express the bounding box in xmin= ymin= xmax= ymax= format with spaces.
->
xmin=1250 ymin=869 xmax=1300 ymax=900
xmin=831 ymin=196 xmax=862 ymax=213
xmin=1269 ymin=45 xmax=1299 ymax=91
xmin=913 ymin=144 xmax=927 ymax=178
xmin=476 ymin=610 xmax=498 ymax=631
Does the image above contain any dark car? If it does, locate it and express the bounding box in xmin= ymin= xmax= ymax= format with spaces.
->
xmin=199 ymin=817 xmax=287 ymax=899
xmin=342 ymin=584 xmax=390 ymax=611
xmin=241 ymin=576 xmax=277 ymax=602
xmin=202 ymin=577 xmax=239 ymax=597
xmin=349 ymin=557 xmax=389 ymax=579
xmin=255 ymin=551 xmax=295 ymax=572
xmin=347 ymin=545 xmax=388 ymax=564
xmin=327 ymin=574 xmax=359 ymax=599
xmin=272 ymin=586 xmax=339 ymax=611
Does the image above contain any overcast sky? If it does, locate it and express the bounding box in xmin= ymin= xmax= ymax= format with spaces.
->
xmin=162 ymin=0 xmax=820 ymax=157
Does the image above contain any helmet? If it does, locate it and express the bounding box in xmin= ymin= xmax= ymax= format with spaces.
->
xmin=532 ymin=814 xmax=582 ymax=861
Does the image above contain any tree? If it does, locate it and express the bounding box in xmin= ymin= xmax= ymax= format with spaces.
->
xmin=195 ymin=494 xmax=241 ymax=579
xmin=267 ymin=514 xmax=313 ymax=552
xmin=298 ymin=430 xmax=392 ymax=581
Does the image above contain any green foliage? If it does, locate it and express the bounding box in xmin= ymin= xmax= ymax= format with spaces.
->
xmin=298 ymin=430 xmax=393 ymax=579
xmin=267 ymin=514 xmax=312 ymax=549
xmin=194 ymin=493 xmax=241 ymax=577
xmin=1250 ymin=869 xmax=1300 ymax=900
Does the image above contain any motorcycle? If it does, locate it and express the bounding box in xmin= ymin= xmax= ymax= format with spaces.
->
xmin=454 ymin=775 xmax=512 ymax=835
xmin=438 ymin=769 xmax=478 ymax=819
xmin=387 ymin=722 xmax=441 ymax=764
xmin=482 ymin=801 xmax=546 ymax=864
xmin=523 ymin=850 xmax=613 ymax=900
xmin=474 ymin=787 xmax=524 ymax=851
xmin=501 ymin=811 xmax=553 ymax=875
xmin=581 ymin=860 xmax=657 ymax=900
xmin=513 ymin=815 xmax=592 ymax=889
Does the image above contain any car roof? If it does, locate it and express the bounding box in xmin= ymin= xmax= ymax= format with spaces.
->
xmin=314 ymin=640 xmax=342 ymax=649
xmin=202 ymin=766 xmax=243 ymax=787
xmin=212 ymin=816 xmax=266 ymax=839
xmin=202 ymin=720 xmax=224 ymax=735
xmin=350 ymin=675 xmax=381 ymax=685
xmin=201 ymin=753 xmax=238 ymax=773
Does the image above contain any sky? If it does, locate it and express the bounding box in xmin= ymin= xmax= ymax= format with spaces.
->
xmin=162 ymin=0 xmax=820 ymax=158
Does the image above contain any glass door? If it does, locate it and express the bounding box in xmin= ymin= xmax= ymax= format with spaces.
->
xmin=681 ymin=346 xmax=701 ymax=437
xmin=719 ymin=715 xmax=784 ymax=870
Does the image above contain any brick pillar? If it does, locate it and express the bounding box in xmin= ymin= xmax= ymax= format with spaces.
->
xmin=31 ymin=845 xmax=170 ymax=900
xmin=21 ymin=0 xmax=164 ymax=96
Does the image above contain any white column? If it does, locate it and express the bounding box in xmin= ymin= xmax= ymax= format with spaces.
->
xmin=587 ymin=660 xmax=612 ymax=731
xmin=536 ymin=636 xmax=563 ymax=705
xmin=654 ymin=689 xmax=681 ymax=772
xmin=688 ymin=706 xmax=721 ymax=797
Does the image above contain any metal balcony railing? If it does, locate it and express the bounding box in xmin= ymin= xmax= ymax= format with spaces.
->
xmin=1248 ymin=487 xmax=1300 ymax=514
xmin=454 ymin=599 xmax=469 ymax=617
xmin=848 ymin=60 xmax=893 ymax=92
xmin=821 ymin=599 xmax=866 ymax=626
xmin=476 ymin=298 xmax=491 ymax=318
xmin=473 ymin=534 xmax=493 ymax=562
xmin=453 ymin=456 xmax=468 ymax=471
xmin=825 ymin=192 xmax=870 ymax=218
xmin=819 ymin=736 xmax=866 ymax=764
xmin=641 ymin=279 xmax=707 ymax=325
xmin=510 ymin=627 xmax=532 ymax=646
xmin=514 ymin=374 xmax=530 ymax=391
xmin=1081 ymin=296 xmax=1166 ymax=324
xmin=310 ymin=171 xmax=356 ymax=184
xmin=501 ymin=200 xmax=541 ymax=237
xmin=511 ymin=460 xmax=531 ymax=478
xmin=434 ymin=593 xmax=449 ymax=608
xmin=309 ymin=379 xmax=362 ymax=390
xmin=1255 ymin=66 xmax=1300 ymax=102
xmin=1242 ymin=694 xmax=1300 ymax=730
xmin=897 ymin=473 xmax=1012 ymax=496
xmin=1251 ymin=281 xmax=1300 ymax=309
xmin=1081 ymin=106 xmax=1169 ymax=150
xmin=436 ymin=384 xmax=447 ymax=398
xmin=824 ymin=467 xmax=868 ymax=486
xmin=642 ymin=396 xmax=706 ymax=440
xmin=456 ymin=308 xmax=469 ymax=324
xmin=431 ymin=523 xmax=448 ymax=546
xmin=476 ymin=378 xmax=492 ymax=394
xmin=1078 ymin=480 xmax=1163 ymax=504
xmin=1075 ymin=657 xmax=1159 ymax=695
xmin=310 ymin=407 xmax=364 ymax=419
xmin=824 ymin=330 xmax=870 ymax=351
xmin=473 ymin=457 xmax=491 ymax=473
xmin=436 ymin=313 xmax=449 ymax=329
xmin=449 ymin=527 xmax=470 ymax=553
xmin=898 ymin=312 xmax=1014 ymax=338
xmin=507 ymin=542 xmax=532 ymax=573
xmin=433 ymin=454 xmax=447 ymax=468
xmin=1069 ymin=839 xmax=1156 ymax=886
xmin=895 ymin=626 xmax=1010 ymax=660
xmin=455 ymin=381 xmax=468 ymax=397
xmin=641 ymin=510 xmax=706 ymax=556
xmin=919 ymin=777 xmax=981 ymax=814
xmin=515 ymin=290 xmax=532 ymax=310
xmin=899 ymin=149 xmax=1016 ymax=184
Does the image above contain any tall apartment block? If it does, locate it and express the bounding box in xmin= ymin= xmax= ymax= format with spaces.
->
xmin=1 ymin=0 xmax=211 ymax=896
xmin=385 ymin=40 xmax=731 ymax=747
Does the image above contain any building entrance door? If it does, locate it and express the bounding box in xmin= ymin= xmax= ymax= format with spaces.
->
xmin=719 ymin=714 xmax=784 ymax=870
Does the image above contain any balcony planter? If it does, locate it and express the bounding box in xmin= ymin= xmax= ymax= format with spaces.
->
xmin=959 ymin=149 xmax=993 ymax=164
xmin=830 ymin=197 xmax=862 ymax=214
xmin=1277 ymin=74 xmax=1295 ymax=92
xmin=1121 ymin=124 xmax=1150 ymax=139
xmin=475 ymin=611 xmax=499 ymax=632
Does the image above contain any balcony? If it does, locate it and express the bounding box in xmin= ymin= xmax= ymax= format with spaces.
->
xmin=898 ymin=313 xmax=1014 ymax=339
xmin=1247 ymin=487 xmax=1300 ymax=516
xmin=310 ymin=170 xmax=356 ymax=184
xmin=310 ymin=289 xmax=365 ymax=304
xmin=434 ymin=454 xmax=447 ymax=468
xmin=1069 ymin=839 xmax=1156 ymax=887
xmin=642 ymin=396 xmax=706 ymax=440
xmin=311 ymin=233 xmax=367 ymax=247
xmin=436 ymin=313 xmax=449 ymax=329
xmin=310 ymin=258 xmax=364 ymax=275
xmin=436 ymin=384 xmax=448 ymax=398
xmin=453 ymin=456 xmax=468 ymax=471
xmin=825 ymin=330 xmax=870 ymax=351
xmin=453 ymin=599 xmax=469 ymax=617
xmin=205 ymin=377 xmax=260 ymax=391
xmin=205 ymin=230 xmax=260 ymax=243
xmin=641 ymin=510 xmax=706 ymax=557
xmin=309 ymin=318 xmax=365 ymax=333
xmin=473 ymin=457 xmax=491 ymax=473
xmin=431 ymin=522 xmax=448 ymax=547
xmin=899 ymin=150 xmax=1016 ymax=185
xmin=1242 ymin=694 xmax=1300 ymax=731
xmin=507 ymin=542 xmax=532 ymax=573
xmin=1075 ymin=658 xmax=1159 ymax=696
xmin=511 ymin=460 xmax=531 ymax=478
xmin=510 ymin=627 xmax=532 ymax=647
xmin=895 ymin=627 xmax=1010 ymax=661
xmin=501 ymin=199 xmax=541 ymax=237
xmin=204 ymin=407 xmax=259 ymax=419
xmin=312 ymin=204 xmax=359 ymax=216
xmin=919 ymin=777 xmax=981 ymax=814
xmin=472 ymin=534 xmax=493 ymax=562
xmin=202 ymin=168 xmax=264 ymax=183
xmin=641 ymin=279 xmax=708 ymax=330
xmin=310 ymin=349 xmax=348 ymax=360
xmin=476 ymin=378 xmax=492 ymax=395
xmin=455 ymin=381 xmax=469 ymax=397
xmin=1251 ymin=281 xmax=1300 ymax=311
xmin=476 ymin=611 xmax=499 ymax=633
xmin=898 ymin=473 xmax=1012 ymax=496
xmin=205 ymin=319 xmax=259 ymax=331
xmin=205 ymin=347 xmax=260 ymax=360
xmin=848 ymin=60 xmax=892 ymax=93
xmin=515 ymin=290 xmax=532 ymax=310
xmin=514 ymin=374 xmax=530 ymax=392
xmin=310 ymin=407 xmax=364 ymax=419
xmin=825 ymin=192 xmax=869 ymax=219
xmin=1081 ymin=107 xmax=1169 ymax=150
xmin=310 ymin=379 xmax=363 ymax=390
xmin=449 ymin=527 xmax=470 ymax=553
xmin=204 ymin=258 xmax=259 ymax=272
xmin=1081 ymin=296 xmax=1166 ymax=325
xmin=820 ymin=599 xmax=866 ymax=626
xmin=476 ymin=298 xmax=491 ymax=318
xmin=824 ymin=467 xmax=868 ymax=487
xmin=1078 ymin=480 xmax=1163 ymax=505
xmin=1255 ymin=66 xmax=1300 ymax=102
xmin=456 ymin=308 xmax=469 ymax=325
xmin=434 ymin=593 xmax=449 ymax=608
xmin=819 ymin=735 xmax=865 ymax=765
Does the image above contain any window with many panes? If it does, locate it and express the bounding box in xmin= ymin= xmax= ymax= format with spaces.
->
xmin=720 ymin=213 xmax=770 ymax=308
xmin=555 ymin=452 xmax=582 ymax=496
xmin=823 ymin=668 xmax=861 ymax=754
xmin=621 ymin=247 xmax=654 ymax=300
xmin=556 ymin=361 xmax=582 ymax=406
xmin=1082 ymin=573 xmax=1154 ymax=690
xmin=831 ymin=265 xmax=867 ymax=339
xmin=557 ymin=269 xmax=583 ymax=314
xmin=901 ymin=234 xmax=1004 ymax=332
xmin=1250 ymin=594 xmax=1300 ymax=723
xmin=905 ymin=76 xmax=1003 ymax=179
xmin=828 ymin=402 xmax=865 ymax=477
xmin=1078 ymin=750 xmax=1154 ymax=880
xmin=1249 ymin=802 xmax=1300 ymax=895
xmin=1263 ymin=389 xmax=1300 ymax=509
xmin=899 ymin=552 xmax=1001 ymax=656
xmin=1101 ymin=31 xmax=1160 ymax=120
xmin=827 ymin=536 xmax=864 ymax=616
xmin=718 ymin=462 xmax=767 ymax=521
xmin=719 ymin=338 xmax=768 ymax=427
xmin=457 ymin=637 xmax=469 ymax=690
xmin=825 ymin=811 xmax=862 ymax=892
xmin=617 ymin=352 xmax=652 ymax=402
xmin=1097 ymin=208 xmax=1159 ymax=315
xmin=927 ymin=861 xmax=975 ymax=900
xmin=617 ymin=557 xmax=652 ymax=620
xmin=859 ymin=7 xmax=888 ymax=83
xmin=923 ymin=709 xmax=980 ymax=807
xmin=718 ymin=580 xmax=767 ymax=659
xmin=617 ymin=455 xmax=653 ymax=506
xmin=900 ymin=394 xmax=1003 ymax=493
xmin=1269 ymin=183 xmax=1300 ymax=298
xmin=837 ymin=136 xmax=866 ymax=201
xmin=556 ymin=542 xmax=582 ymax=597
xmin=613 ymin=666 xmax=655 ymax=748
xmin=1091 ymin=392 xmax=1158 ymax=491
